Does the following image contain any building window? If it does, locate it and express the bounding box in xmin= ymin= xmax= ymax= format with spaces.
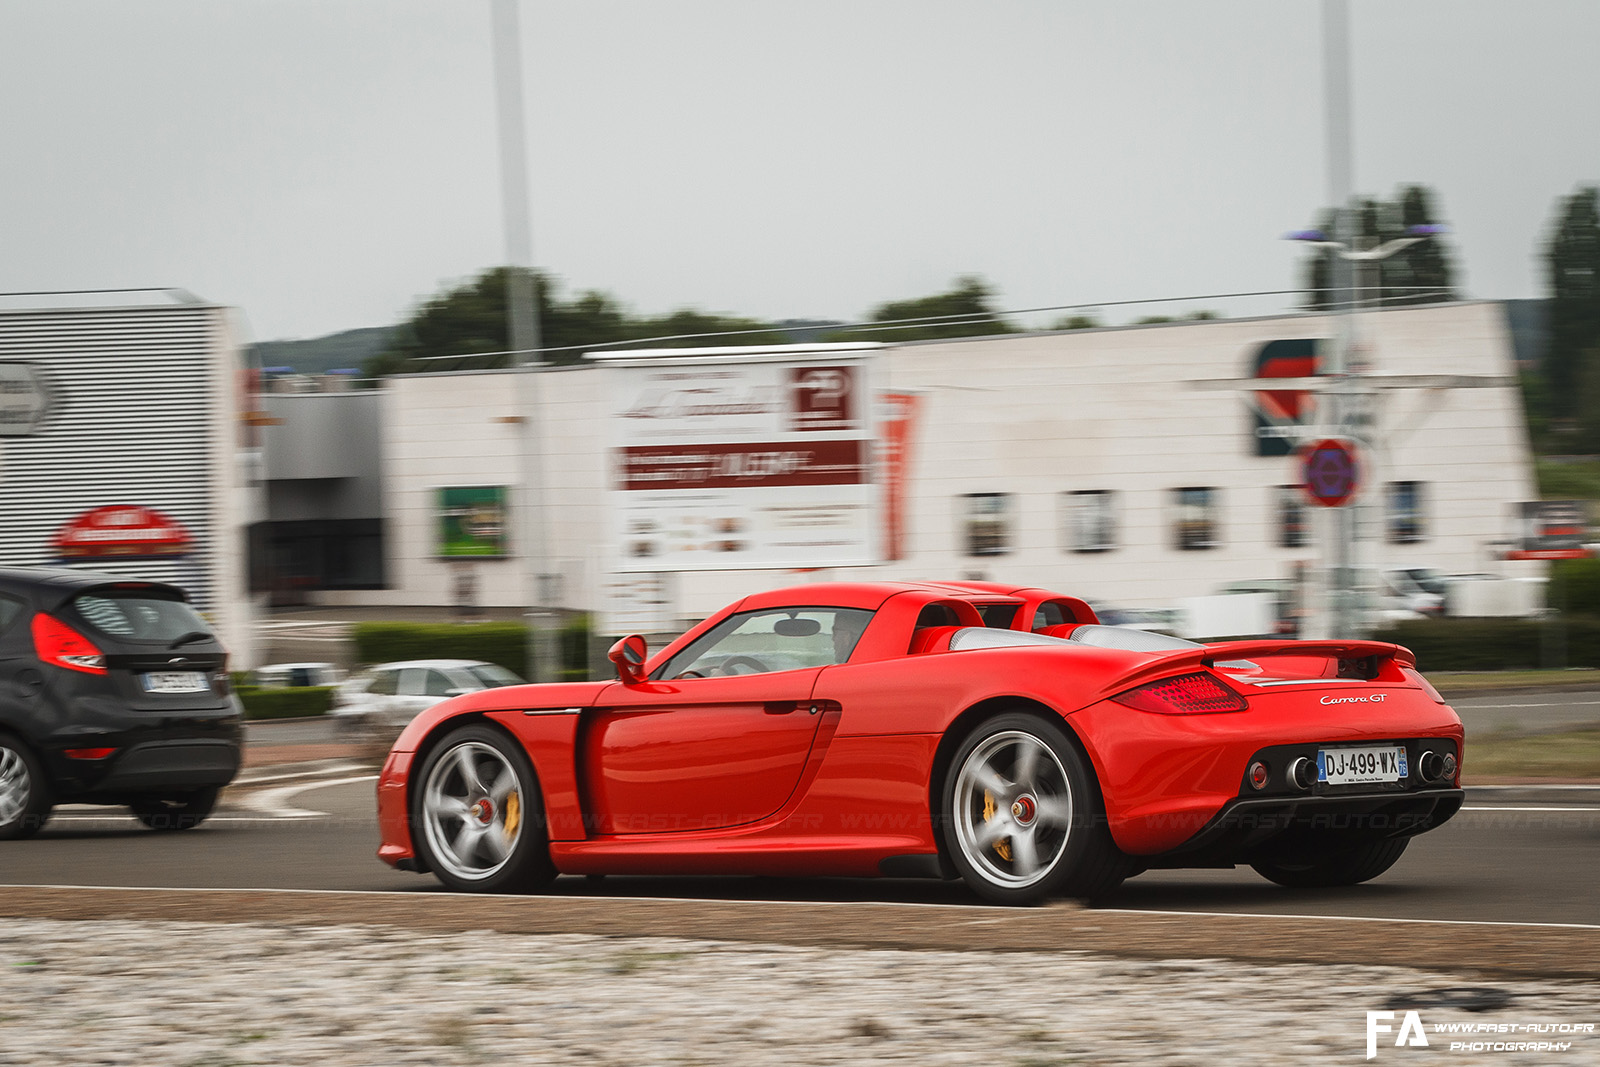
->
xmin=1173 ymin=487 xmax=1219 ymax=550
xmin=1278 ymin=485 xmax=1308 ymax=548
xmin=961 ymin=493 xmax=1014 ymax=556
xmin=1388 ymin=481 xmax=1426 ymax=543
xmin=1062 ymin=490 xmax=1116 ymax=553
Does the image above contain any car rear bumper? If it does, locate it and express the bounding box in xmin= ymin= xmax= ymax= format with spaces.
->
xmin=1146 ymin=788 xmax=1465 ymax=867
xmin=42 ymin=700 xmax=242 ymax=799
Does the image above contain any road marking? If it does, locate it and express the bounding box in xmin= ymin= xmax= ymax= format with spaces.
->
xmin=235 ymin=761 xmax=370 ymax=787
xmin=49 ymin=816 xmax=326 ymax=825
xmin=1468 ymin=783 xmax=1600 ymax=790
xmin=1462 ymin=805 xmax=1600 ymax=812
xmin=236 ymin=774 xmax=379 ymax=819
xmin=1462 ymin=699 xmax=1600 ymax=709
xmin=1095 ymin=907 xmax=1600 ymax=931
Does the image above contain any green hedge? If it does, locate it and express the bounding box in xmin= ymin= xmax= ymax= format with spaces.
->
xmin=236 ymin=685 xmax=335 ymax=720
xmin=1371 ymin=617 xmax=1600 ymax=672
xmin=1550 ymin=558 xmax=1600 ymax=613
xmin=351 ymin=616 xmax=593 ymax=681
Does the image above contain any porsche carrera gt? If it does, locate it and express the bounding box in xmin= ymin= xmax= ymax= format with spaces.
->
xmin=375 ymin=580 xmax=1464 ymax=904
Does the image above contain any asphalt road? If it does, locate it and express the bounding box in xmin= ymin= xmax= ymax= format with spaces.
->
xmin=6 ymin=776 xmax=1597 ymax=926
xmin=17 ymin=687 xmax=1591 ymax=927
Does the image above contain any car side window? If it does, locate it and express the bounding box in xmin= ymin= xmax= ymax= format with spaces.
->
xmin=0 ymin=595 xmax=23 ymax=635
xmin=397 ymin=668 xmax=428 ymax=696
xmin=367 ymin=669 xmax=398 ymax=696
xmin=657 ymin=607 xmax=875 ymax=680
xmin=424 ymin=670 xmax=456 ymax=697
xmin=1032 ymin=602 xmax=1067 ymax=630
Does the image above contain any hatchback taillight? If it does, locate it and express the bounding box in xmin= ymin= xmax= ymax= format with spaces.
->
xmin=31 ymin=614 xmax=108 ymax=674
xmin=1111 ymin=671 xmax=1248 ymax=714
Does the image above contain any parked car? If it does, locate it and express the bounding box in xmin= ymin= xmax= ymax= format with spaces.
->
xmin=249 ymin=662 xmax=344 ymax=689
xmin=0 ymin=567 xmax=241 ymax=837
xmin=334 ymin=659 xmax=524 ymax=731
xmin=375 ymin=580 xmax=1463 ymax=905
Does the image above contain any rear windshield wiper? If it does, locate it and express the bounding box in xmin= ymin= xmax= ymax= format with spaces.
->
xmin=168 ymin=631 xmax=215 ymax=649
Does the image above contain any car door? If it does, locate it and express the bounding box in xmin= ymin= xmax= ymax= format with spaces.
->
xmin=581 ymin=606 xmax=872 ymax=835
xmin=0 ymin=594 xmax=41 ymax=727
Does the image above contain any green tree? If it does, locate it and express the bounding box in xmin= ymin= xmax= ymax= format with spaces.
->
xmin=832 ymin=276 xmax=1015 ymax=342
xmin=1051 ymin=313 xmax=1101 ymax=330
xmin=1544 ymin=187 xmax=1600 ymax=423
xmin=1302 ymin=184 xmax=1456 ymax=310
xmin=364 ymin=268 xmax=777 ymax=378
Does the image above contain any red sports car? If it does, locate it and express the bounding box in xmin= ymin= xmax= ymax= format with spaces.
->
xmin=375 ymin=580 xmax=1463 ymax=904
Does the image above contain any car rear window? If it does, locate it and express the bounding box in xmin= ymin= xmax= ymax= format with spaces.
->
xmin=71 ymin=592 xmax=212 ymax=643
xmin=466 ymin=664 xmax=522 ymax=688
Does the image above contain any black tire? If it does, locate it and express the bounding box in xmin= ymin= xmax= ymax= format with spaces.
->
xmin=410 ymin=723 xmax=557 ymax=894
xmin=0 ymin=735 xmax=52 ymax=840
xmin=1250 ymin=836 xmax=1410 ymax=888
xmin=130 ymin=786 xmax=220 ymax=831
xmin=940 ymin=711 xmax=1131 ymax=905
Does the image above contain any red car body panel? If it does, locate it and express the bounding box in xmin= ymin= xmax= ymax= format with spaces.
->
xmin=376 ymin=581 xmax=1464 ymax=877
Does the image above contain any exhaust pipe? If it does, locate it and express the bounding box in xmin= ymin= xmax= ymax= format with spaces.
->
xmin=1417 ymin=750 xmax=1444 ymax=783
xmin=1287 ymin=756 xmax=1316 ymax=792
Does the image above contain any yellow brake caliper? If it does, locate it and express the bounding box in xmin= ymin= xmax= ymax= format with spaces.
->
xmin=983 ymin=790 xmax=1012 ymax=861
xmin=503 ymin=790 xmax=521 ymax=841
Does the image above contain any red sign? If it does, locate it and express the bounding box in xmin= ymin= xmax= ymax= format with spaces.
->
xmin=1301 ymin=438 xmax=1360 ymax=508
xmin=880 ymin=392 xmax=921 ymax=560
xmin=619 ymin=440 xmax=865 ymax=491
xmin=788 ymin=366 xmax=857 ymax=431
xmin=54 ymin=505 xmax=193 ymax=559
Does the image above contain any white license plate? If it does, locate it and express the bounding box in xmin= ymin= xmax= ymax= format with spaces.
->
xmin=141 ymin=671 xmax=209 ymax=694
xmin=1318 ymin=745 xmax=1407 ymax=786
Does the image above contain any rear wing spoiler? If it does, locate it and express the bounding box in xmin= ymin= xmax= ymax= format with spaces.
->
xmin=1099 ymin=639 xmax=1415 ymax=700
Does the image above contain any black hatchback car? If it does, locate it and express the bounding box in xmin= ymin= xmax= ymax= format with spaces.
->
xmin=0 ymin=567 xmax=242 ymax=837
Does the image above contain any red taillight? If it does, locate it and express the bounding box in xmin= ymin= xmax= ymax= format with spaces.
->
xmin=63 ymin=748 xmax=117 ymax=760
xmin=1112 ymin=671 xmax=1249 ymax=714
xmin=1401 ymin=667 xmax=1446 ymax=704
xmin=31 ymin=614 xmax=108 ymax=674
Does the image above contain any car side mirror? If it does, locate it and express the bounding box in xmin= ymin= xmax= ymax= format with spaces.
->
xmin=445 ymin=687 xmax=471 ymax=697
xmin=608 ymin=634 xmax=648 ymax=685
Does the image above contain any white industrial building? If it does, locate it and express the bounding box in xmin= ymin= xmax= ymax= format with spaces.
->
xmin=293 ymin=300 xmax=1538 ymax=633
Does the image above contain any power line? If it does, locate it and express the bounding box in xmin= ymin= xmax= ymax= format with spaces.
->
xmin=402 ymin=285 xmax=1460 ymax=368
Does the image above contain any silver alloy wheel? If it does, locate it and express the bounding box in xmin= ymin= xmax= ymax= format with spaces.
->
xmin=952 ymin=729 xmax=1074 ymax=889
xmin=419 ymin=741 xmax=525 ymax=882
xmin=0 ymin=746 xmax=30 ymax=827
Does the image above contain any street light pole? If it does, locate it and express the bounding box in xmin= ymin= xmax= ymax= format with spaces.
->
xmin=491 ymin=0 xmax=556 ymax=682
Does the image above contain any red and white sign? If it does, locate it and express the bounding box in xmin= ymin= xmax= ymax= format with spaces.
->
xmin=54 ymin=505 xmax=193 ymax=559
xmin=605 ymin=350 xmax=878 ymax=572
xmin=879 ymin=392 xmax=921 ymax=561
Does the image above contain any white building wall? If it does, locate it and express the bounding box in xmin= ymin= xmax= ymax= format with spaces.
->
xmin=355 ymin=302 xmax=1537 ymax=625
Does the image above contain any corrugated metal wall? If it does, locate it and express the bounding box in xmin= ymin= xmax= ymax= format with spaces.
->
xmin=0 ymin=305 xmax=224 ymax=608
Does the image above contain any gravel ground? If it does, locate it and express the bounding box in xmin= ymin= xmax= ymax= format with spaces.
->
xmin=2 ymin=919 xmax=1599 ymax=1065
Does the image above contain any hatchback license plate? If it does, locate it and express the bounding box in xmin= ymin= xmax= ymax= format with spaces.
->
xmin=1318 ymin=745 xmax=1407 ymax=786
xmin=141 ymin=671 xmax=209 ymax=694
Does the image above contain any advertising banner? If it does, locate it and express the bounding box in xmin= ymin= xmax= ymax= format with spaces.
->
xmin=437 ymin=486 xmax=508 ymax=558
xmin=606 ymin=350 xmax=879 ymax=572
xmin=1507 ymin=500 xmax=1590 ymax=560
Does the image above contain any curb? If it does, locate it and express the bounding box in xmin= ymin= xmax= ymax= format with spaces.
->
xmin=0 ymin=885 xmax=1593 ymax=980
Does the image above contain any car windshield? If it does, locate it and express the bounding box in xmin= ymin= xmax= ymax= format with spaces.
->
xmin=71 ymin=592 xmax=213 ymax=643
xmin=657 ymin=607 xmax=874 ymax=679
xmin=466 ymin=664 xmax=524 ymax=688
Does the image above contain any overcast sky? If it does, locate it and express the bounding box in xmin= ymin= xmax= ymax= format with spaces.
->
xmin=1 ymin=1 xmax=1596 ymax=343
